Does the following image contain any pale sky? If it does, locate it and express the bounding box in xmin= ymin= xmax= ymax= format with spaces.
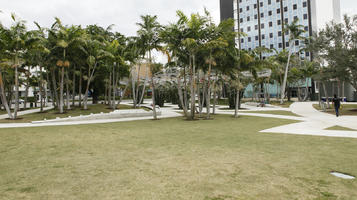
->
xmin=1 ymin=0 xmax=356 ymax=36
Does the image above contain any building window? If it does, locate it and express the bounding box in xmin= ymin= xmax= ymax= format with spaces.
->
xmin=261 ymin=13 xmax=264 ymax=18
xmin=278 ymin=31 xmax=282 ymax=36
xmin=254 ymin=4 xmax=257 ymax=9
xmin=254 ymin=14 xmax=258 ymax=19
xmin=284 ymin=7 xmax=288 ymax=12
xmin=255 ymin=25 xmax=258 ymax=30
xmin=278 ymin=43 xmax=282 ymax=48
xmin=260 ymin=2 xmax=263 ymax=7
xmin=247 ymin=6 xmax=250 ymax=11
xmin=304 ymin=14 xmax=308 ymax=20
xmin=240 ymin=28 xmax=244 ymax=32
xmin=269 ymin=33 xmax=273 ymax=38
xmin=306 ymin=52 xmax=310 ymax=56
xmin=240 ymin=18 xmax=243 ymax=23
xmin=303 ymin=2 xmax=307 ymax=7
xmin=248 ymin=37 xmax=251 ymax=42
xmin=268 ymin=0 xmax=271 ymax=5
xmin=262 ymin=34 xmax=265 ymax=39
xmin=286 ymin=42 xmax=289 ymax=47
xmin=304 ymin=26 xmax=309 ymax=31
xmin=277 ymin=20 xmax=281 ymax=25
xmin=294 ymin=16 xmax=298 ymax=21
xmin=247 ymin=16 xmax=250 ymax=21
xmin=276 ymin=0 xmax=280 ymax=2
xmin=247 ymin=26 xmax=251 ymax=32
xmin=293 ymin=4 xmax=297 ymax=10
xmin=240 ymin=8 xmax=243 ymax=13
xmin=261 ymin=23 xmax=265 ymax=29
xmin=241 ymin=38 xmax=244 ymax=43
xmin=268 ymin=11 xmax=272 ymax=16
xmin=269 ymin=21 xmax=273 ymax=27
xmin=277 ymin=9 xmax=280 ymax=14
xmin=255 ymin=36 xmax=259 ymax=41
xmin=285 ymin=18 xmax=288 ymax=24
xmin=270 ymin=44 xmax=274 ymax=49
xmin=295 ymin=40 xmax=300 ymax=45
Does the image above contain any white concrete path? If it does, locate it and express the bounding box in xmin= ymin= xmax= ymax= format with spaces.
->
xmin=1 ymin=100 xmax=357 ymax=140
xmin=261 ymin=102 xmax=357 ymax=139
xmin=0 ymin=106 xmax=54 ymax=120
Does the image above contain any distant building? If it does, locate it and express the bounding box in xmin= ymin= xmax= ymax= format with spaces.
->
xmin=220 ymin=0 xmax=356 ymax=101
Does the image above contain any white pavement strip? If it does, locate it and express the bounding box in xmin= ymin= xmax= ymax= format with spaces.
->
xmin=1 ymin=101 xmax=357 ymax=140
xmin=260 ymin=102 xmax=357 ymax=139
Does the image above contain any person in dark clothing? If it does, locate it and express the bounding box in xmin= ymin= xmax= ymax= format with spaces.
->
xmin=332 ymin=94 xmax=341 ymax=117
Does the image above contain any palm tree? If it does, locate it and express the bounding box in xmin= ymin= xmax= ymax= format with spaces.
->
xmin=136 ymin=15 xmax=162 ymax=120
xmin=280 ymin=19 xmax=306 ymax=104
xmin=6 ymin=14 xmax=36 ymax=119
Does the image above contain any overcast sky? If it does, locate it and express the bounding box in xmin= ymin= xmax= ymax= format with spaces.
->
xmin=1 ymin=0 xmax=356 ymax=37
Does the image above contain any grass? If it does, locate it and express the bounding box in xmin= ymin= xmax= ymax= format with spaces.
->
xmin=244 ymin=110 xmax=300 ymax=117
xmin=313 ymin=104 xmax=357 ymax=116
xmin=0 ymin=104 xmax=137 ymax=123
xmin=269 ymin=101 xmax=295 ymax=108
xmin=325 ymin=126 xmax=357 ymax=131
xmin=0 ymin=115 xmax=356 ymax=199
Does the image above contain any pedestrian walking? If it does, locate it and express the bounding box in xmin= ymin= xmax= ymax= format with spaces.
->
xmin=332 ymin=94 xmax=341 ymax=117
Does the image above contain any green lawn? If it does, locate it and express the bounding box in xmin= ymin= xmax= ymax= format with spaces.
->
xmin=0 ymin=115 xmax=356 ymax=199
xmin=313 ymin=104 xmax=357 ymax=116
xmin=269 ymin=101 xmax=295 ymax=108
xmin=0 ymin=104 xmax=136 ymax=123
xmin=325 ymin=126 xmax=357 ymax=131
xmin=244 ymin=110 xmax=300 ymax=117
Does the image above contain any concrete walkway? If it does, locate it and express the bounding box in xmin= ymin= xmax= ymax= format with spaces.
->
xmin=0 ymin=106 xmax=54 ymax=120
xmin=1 ymin=100 xmax=357 ymax=139
xmin=261 ymin=102 xmax=357 ymax=139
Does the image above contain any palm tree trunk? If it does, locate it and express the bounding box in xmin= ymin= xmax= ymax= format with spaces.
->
xmin=79 ymin=67 xmax=82 ymax=107
xmin=83 ymin=63 xmax=97 ymax=110
xmin=39 ymin=66 xmax=44 ymax=112
xmin=72 ymin=65 xmax=76 ymax=107
xmin=281 ymin=42 xmax=294 ymax=104
xmin=206 ymin=59 xmax=212 ymax=119
xmin=135 ymin=65 xmax=141 ymax=108
xmin=149 ymin=50 xmax=157 ymax=120
xmin=131 ymin=68 xmax=137 ymax=108
xmin=66 ymin=70 xmax=71 ymax=110
xmin=0 ymin=70 xmax=13 ymax=119
xmin=197 ymin=71 xmax=202 ymax=118
xmin=24 ymin=66 xmax=30 ymax=110
xmin=108 ymin=72 xmax=112 ymax=107
xmin=112 ymin=64 xmax=115 ymax=109
xmin=177 ymin=74 xmax=187 ymax=117
xmin=59 ymin=66 xmax=64 ymax=113
xmin=14 ymin=65 xmax=19 ymax=119
xmin=234 ymin=89 xmax=240 ymax=118
xmin=117 ymin=84 xmax=128 ymax=108
xmin=190 ymin=54 xmax=196 ymax=120
xmin=113 ymin=70 xmax=120 ymax=110
xmin=138 ymin=65 xmax=149 ymax=107
xmin=322 ymin=82 xmax=330 ymax=108
xmin=183 ymin=66 xmax=188 ymax=113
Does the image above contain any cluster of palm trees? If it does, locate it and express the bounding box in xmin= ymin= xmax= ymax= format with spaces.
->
xmin=0 ymin=10 xmax=318 ymax=121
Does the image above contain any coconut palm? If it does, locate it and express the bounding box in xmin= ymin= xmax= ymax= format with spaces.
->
xmin=136 ymin=15 xmax=162 ymax=120
xmin=280 ymin=18 xmax=306 ymax=104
